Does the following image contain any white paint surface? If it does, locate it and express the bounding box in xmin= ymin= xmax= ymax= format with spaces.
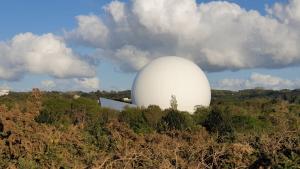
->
xmin=132 ymin=56 xmax=211 ymax=113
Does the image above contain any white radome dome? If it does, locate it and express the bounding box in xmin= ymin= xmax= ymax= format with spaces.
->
xmin=131 ymin=56 xmax=211 ymax=113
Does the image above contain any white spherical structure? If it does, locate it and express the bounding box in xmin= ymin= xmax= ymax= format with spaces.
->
xmin=132 ymin=56 xmax=211 ymax=113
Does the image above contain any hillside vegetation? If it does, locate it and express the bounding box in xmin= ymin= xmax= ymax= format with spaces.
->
xmin=0 ymin=89 xmax=300 ymax=168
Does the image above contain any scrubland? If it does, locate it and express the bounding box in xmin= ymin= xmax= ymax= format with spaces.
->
xmin=0 ymin=89 xmax=300 ymax=168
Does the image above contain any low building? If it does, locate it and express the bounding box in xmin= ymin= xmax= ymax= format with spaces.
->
xmin=99 ymin=97 xmax=136 ymax=111
xmin=122 ymin=98 xmax=132 ymax=103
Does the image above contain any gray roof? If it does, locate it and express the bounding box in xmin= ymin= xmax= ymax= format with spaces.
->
xmin=99 ymin=97 xmax=136 ymax=111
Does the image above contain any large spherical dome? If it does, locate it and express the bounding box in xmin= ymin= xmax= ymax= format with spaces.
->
xmin=131 ymin=56 xmax=211 ymax=113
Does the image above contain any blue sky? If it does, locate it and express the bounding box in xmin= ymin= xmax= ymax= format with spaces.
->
xmin=0 ymin=0 xmax=287 ymax=39
xmin=1 ymin=0 xmax=300 ymax=91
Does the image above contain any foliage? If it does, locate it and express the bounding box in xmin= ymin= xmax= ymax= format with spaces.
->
xmin=119 ymin=107 xmax=152 ymax=134
xmin=159 ymin=109 xmax=194 ymax=131
xmin=35 ymin=96 xmax=71 ymax=124
xmin=18 ymin=157 xmax=38 ymax=169
xmin=170 ymin=95 xmax=178 ymax=110
xmin=193 ymin=106 xmax=211 ymax=124
xmin=0 ymin=89 xmax=300 ymax=168
xmin=231 ymin=115 xmax=268 ymax=133
xmin=85 ymin=117 xmax=113 ymax=150
xmin=35 ymin=94 xmax=100 ymax=126
xmin=143 ymin=105 xmax=165 ymax=128
xmin=202 ymin=106 xmax=235 ymax=142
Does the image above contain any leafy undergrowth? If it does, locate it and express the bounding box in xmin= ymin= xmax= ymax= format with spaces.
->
xmin=0 ymin=89 xmax=300 ymax=168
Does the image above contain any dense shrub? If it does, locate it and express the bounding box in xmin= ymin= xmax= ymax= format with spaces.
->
xmin=231 ymin=115 xmax=267 ymax=133
xmin=119 ymin=107 xmax=152 ymax=133
xmin=193 ymin=106 xmax=211 ymax=124
xmin=71 ymin=97 xmax=100 ymax=118
xmin=289 ymin=104 xmax=300 ymax=117
xmin=97 ymin=107 xmax=119 ymax=124
xmin=85 ymin=117 xmax=113 ymax=150
xmin=159 ymin=109 xmax=194 ymax=131
xmin=0 ymin=92 xmax=29 ymax=110
xmin=203 ymin=106 xmax=235 ymax=142
xmin=35 ymin=97 xmax=71 ymax=125
xmin=143 ymin=105 xmax=165 ymax=128
xmin=18 ymin=157 xmax=38 ymax=169
xmin=85 ymin=108 xmax=118 ymax=149
xmin=35 ymin=95 xmax=101 ymax=126
xmin=1 ymin=90 xmax=300 ymax=168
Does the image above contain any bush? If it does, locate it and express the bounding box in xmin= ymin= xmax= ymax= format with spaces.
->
xmin=36 ymin=95 xmax=102 ymax=127
xmin=35 ymin=97 xmax=71 ymax=125
xmin=143 ymin=105 xmax=165 ymax=128
xmin=71 ymin=97 xmax=100 ymax=119
xmin=289 ymin=104 xmax=300 ymax=117
xmin=85 ymin=108 xmax=118 ymax=149
xmin=203 ymin=106 xmax=235 ymax=142
xmin=18 ymin=157 xmax=38 ymax=169
xmin=0 ymin=92 xmax=29 ymax=110
xmin=231 ymin=115 xmax=267 ymax=133
xmin=193 ymin=106 xmax=211 ymax=124
xmin=97 ymin=107 xmax=119 ymax=124
xmin=119 ymin=107 xmax=152 ymax=134
xmin=158 ymin=109 xmax=194 ymax=131
xmin=1 ymin=90 xmax=300 ymax=168
xmin=85 ymin=118 xmax=113 ymax=150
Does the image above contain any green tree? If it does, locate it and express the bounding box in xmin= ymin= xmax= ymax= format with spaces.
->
xmin=143 ymin=105 xmax=165 ymax=128
xmin=119 ymin=107 xmax=152 ymax=133
xmin=159 ymin=109 xmax=194 ymax=131
xmin=170 ymin=95 xmax=178 ymax=110
xmin=203 ymin=106 xmax=235 ymax=142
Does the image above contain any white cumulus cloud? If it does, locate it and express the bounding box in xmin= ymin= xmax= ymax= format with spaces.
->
xmin=65 ymin=0 xmax=300 ymax=72
xmin=0 ymin=32 xmax=95 ymax=81
xmin=40 ymin=77 xmax=100 ymax=92
xmin=65 ymin=15 xmax=109 ymax=48
xmin=104 ymin=0 xmax=127 ymax=23
xmin=74 ymin=77 xmax=100 ymax=91
xmin=41 ymin=80 xmax=56 ymax=90
xmin=216 ymin=73 xmax=300 ymax=90
xmin=267 ymin=0 xmax=300 ymax=27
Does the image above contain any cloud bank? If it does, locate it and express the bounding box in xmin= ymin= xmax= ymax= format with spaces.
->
xmin=0 ymin=33 xmax=95 ymax=81
xmin=216 ymin=73 xmax=300 ymax=91
xmin=66 ymin=0 xmax=300 ymax=72
xmin=41 ymin=77 xmax=100 ymax=92
xmin=1 ymin=0 xmax=300 ymax=91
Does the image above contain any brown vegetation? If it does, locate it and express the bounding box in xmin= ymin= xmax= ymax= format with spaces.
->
xmin=0 ymin=89 xmax=300 ymax=168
